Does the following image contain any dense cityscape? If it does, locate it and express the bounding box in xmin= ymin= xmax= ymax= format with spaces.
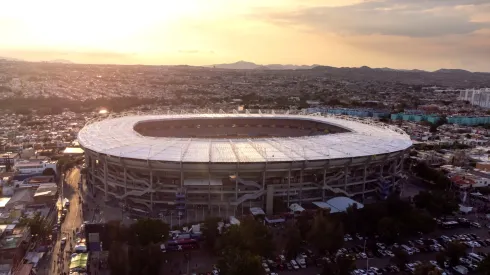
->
xmin=2 ymin=59 xmax=490 ymax=275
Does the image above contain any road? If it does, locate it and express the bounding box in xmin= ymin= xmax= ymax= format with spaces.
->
xmin=40 ymin=168 xmax=83 ymax=275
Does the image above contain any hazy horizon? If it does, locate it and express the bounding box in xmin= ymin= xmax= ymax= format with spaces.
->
xmin=1 ymin=0 xmax=489 ymax=72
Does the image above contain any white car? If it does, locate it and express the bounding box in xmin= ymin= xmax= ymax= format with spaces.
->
xmin=471 ymin=222 xmax=481 ymax=228
xmin=385 ymin=250 xmax=395 ymax=257
xmin=262 ymin=263 xmax=270 ymax=273
xmin=279 ymin=255 xmax=286 ymax=262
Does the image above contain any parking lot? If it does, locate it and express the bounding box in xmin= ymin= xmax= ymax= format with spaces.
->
xmin=348 ymin=217 xmax=490 ymax=274
xmin=163 ymin=213 xmax=490 ymax=275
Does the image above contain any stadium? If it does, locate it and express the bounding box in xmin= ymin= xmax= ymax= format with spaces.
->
xmin=78 ymin=112 xmax=412 ymax=216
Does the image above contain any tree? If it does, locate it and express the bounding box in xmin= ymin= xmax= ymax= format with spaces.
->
xmin=413 ymin=191 xmax=433 ymax=209
xmin=216 ymin=218 xmax=274 ymax=275
xmin=296 ymin=212 xmax=311 ymax=239
xmin=308 ymin=209 xmax=344 ymax=254
xmin=336 ymin=255 xmax=356 ymax=275
xmin=321 ymin=255 xmax=355 ymax=275
xmin=341 ymin=204 xmax=360 ymax=234
xmin=106 ymin=220 xmax=129 ymax=243
xmin=19 ymin=212 xmax=51 ymax=240
xmin=477 ymin=255 xmax=490 ymax=275
xmin=414 ymin=263 xmax=442 ymax=275
xmin=435 ymin=252 xmax=446 ymax=269
xmin=413 ymin=190 xmax=459 ymax=217
xmin=202 ymin=217 xmax=220 ymax=251
xmin=108 ymin=241 xmax=129 ymax=275
xmin=406 ymin=211 xmax=436 ymax=234
xmin=127 ymin=243 xmax=163 ymax=275
xmin=411 ymin=163 xmax=452 ymax=190
xmin=284 ymin=223 xmax=302 ymax=260
xmin=445 ymin=241 xmax=467 ymax=266
xmin=128 ymin=218 xmax=169 ymax=247
xmin=218 ymin=248 xmax=264 ymax=275
xmin=391 ymin=248 xmax=409 ymax=269
xmin=377 ymin=217 xmax=401 ymax=243
xmin=239 ymin=217 xmax=275 ymax=257
xmin=218 ymin=217 xmax=274 ymax=258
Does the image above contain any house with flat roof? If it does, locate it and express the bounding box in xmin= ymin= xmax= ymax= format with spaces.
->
xmin=0 ymin=225 xmax=30 ymax=270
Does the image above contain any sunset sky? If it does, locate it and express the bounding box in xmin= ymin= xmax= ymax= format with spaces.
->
xmin=1 ymin=0 xmax=489 ymax=71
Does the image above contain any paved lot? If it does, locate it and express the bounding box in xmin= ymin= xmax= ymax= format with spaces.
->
xmin=166 ymin=210 xmax=490 ymax=274
xmin=161 ymin=249 xmax=323 ymax=275
xmin=352 ymin=214 xmax=490 ymax=270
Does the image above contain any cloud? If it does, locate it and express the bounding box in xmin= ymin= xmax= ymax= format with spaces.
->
xmin=258 ymin=0 xmax=490 ymax=37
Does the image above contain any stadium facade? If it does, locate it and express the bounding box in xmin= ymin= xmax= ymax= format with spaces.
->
xmin=78 ymin=113 xmax=412 ymax=215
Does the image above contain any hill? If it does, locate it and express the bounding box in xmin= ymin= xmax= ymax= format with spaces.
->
xmin=310 ymin=65 xmax=490 ymax=88
xmin=44 ymin=59 xmax=74 ymax=64
xmin=212 ymin=61 xmax=318 ymax=70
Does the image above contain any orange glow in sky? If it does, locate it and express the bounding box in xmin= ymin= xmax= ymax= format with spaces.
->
xmin=1 ymin=0 xmax=489 ymax=71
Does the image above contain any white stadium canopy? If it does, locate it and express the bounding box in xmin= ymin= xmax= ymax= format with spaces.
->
xmin=78 ymin=114 xmax=411 ymax=163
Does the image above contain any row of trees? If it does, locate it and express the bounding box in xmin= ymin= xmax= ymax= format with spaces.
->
xmin=201 ymin=217 xmax=275 ymax=275
xmin=103 ymin=193 xmax=458 ymax=275
xmin=202 ymin=209 xmax=352 ymax=275
xmin=339 ymin=195 xmax=439 ymax=244
xmin=412 ymin=162 xmax=452 ymax=190
xmin=106 ymin=219 xmax=170 ymax=275
xmin=202 ymin=194 xmax=459 ymax=274
xmin=413 ymin=190 xmax=459 ymax=217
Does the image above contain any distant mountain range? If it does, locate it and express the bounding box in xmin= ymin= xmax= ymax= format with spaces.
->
xmin=211 ymin=61 xmax=320 ymax=70
xmin=0 ymin=56 xmax=24 ymax=62
xmin=210 ymin=61 xmax=490 ymax=87
xmin=0 ymin=57 xmax=488 ymax=86
xmin=43 ymin=59 xmax=74 ymax=64
xmin=211 ymin=61 xmax=481 ymax=74
xmin=0 ymin=57 xmax=73 ymax=64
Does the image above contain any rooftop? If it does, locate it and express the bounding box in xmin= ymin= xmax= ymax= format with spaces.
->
xmin=78 ymin=114 xmax=411 ymax=163
xmin=34 ymin=183 xmax=58 ymax=197
xmin=63 ymin=147 xmax=84 ymax=154
xmin=0 ymin=234 xmax=23 ymax=249
xmin=0 ymin=198 xmax=10 ymax=209
xmin=313 ymin=197 xmax=364 ymax=213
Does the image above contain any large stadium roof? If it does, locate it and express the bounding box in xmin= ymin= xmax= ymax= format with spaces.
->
xmin=77 ymin=114 xmax=412 ymax=163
